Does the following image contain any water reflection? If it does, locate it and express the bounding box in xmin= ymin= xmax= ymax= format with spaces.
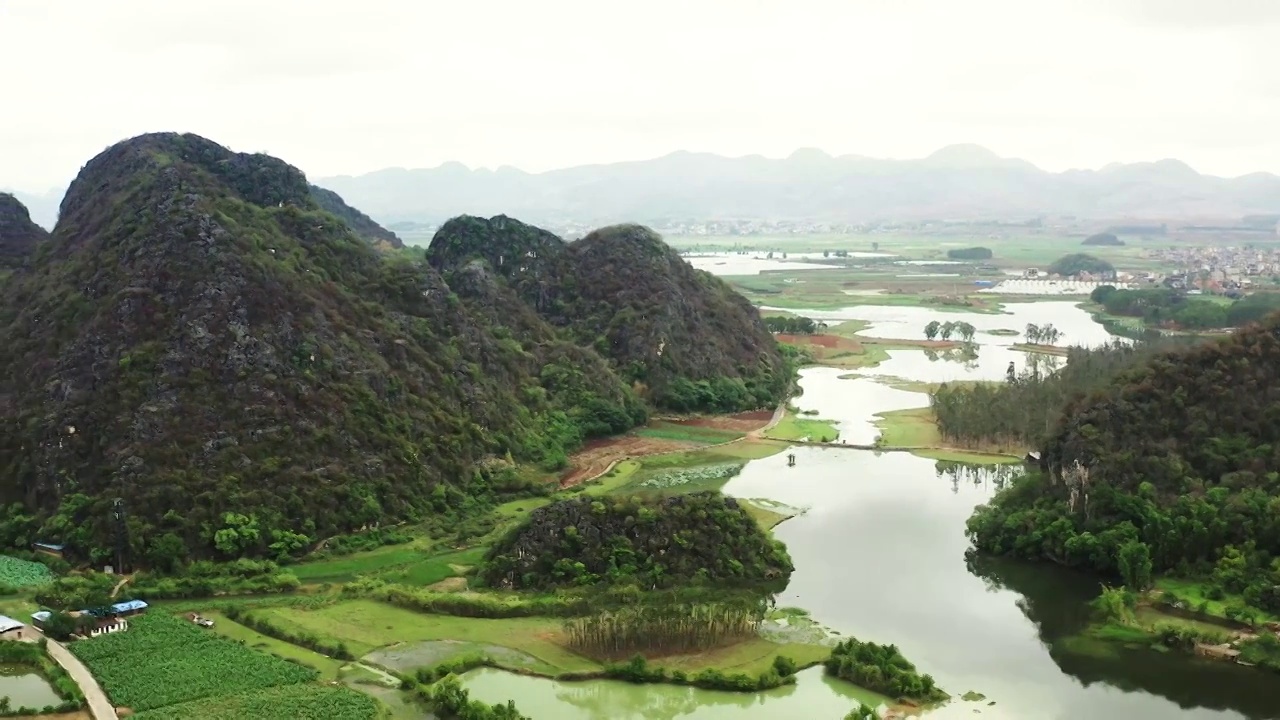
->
xmin=463 ymin=666 xmax=879 ymax=720
xmin=967 ymin=556 xmax=1280 ymax=720
xmin=935 ymin=460 xmax=1021 ymax=494
xmin=759 ymin=301 xmax=1117 ymax=348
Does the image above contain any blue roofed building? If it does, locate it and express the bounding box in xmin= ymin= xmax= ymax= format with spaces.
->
xmin=110 ymin=600 xmax=148 ymax=617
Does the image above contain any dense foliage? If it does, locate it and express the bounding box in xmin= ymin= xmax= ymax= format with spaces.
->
xmin=1082 ymin=232 xmax=1123 ymax=246
xmin=479 ymin=492 xmax=793 ymax=590
xmin=946 ymin=246 xmax=992 ymax=260
xmin=764 ymin=315 xmax=821 ymax=334
xmin=824 ymin=638 xmax=947 ymax=703
xmin=1092 ymin=285 xmax=1280 ymax=330
xmin=0 ymin=193 xmax=47 ymax=268
xmin=308 ymin=184 xmax=403 ymax=249
xmin=131 ymin=685 xmax=380 ymax=720
xmin=1048 ymin=253 xmax=1114 ymax=277
xmin=426 ymin=216 xmax=790 ymax=413
xmin=967 ymin=318 xmax=1280 ymax=606
xmin=601 ymin=653 xmax=800 ymax=691
xmin=0 ymin=133 xmax=760 ymax=561
xmin=931 ymin=337 xmax=1189 ymax=449
xmin=70 ymin=612 xmax=316 ymax=712
xmin=564 ymin=597 xmax=767 ymax=656
xmin=33 ymin=561 xmax=299 ymax=609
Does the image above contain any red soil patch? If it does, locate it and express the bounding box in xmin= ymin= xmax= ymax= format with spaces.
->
xmin=776 ymin=333 xmax=864 ymax=352
xmin=559 ymin=435 xmax=698 ymax=488
xmin=673 ymin=409 xmax=773 ymax=433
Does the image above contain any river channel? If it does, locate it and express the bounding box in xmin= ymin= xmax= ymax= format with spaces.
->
xmin=461 ymin=302 xmax=1280 ymax=720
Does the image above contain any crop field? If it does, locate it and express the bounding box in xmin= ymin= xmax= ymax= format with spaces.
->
xmin=70 ymin=613 xmax=317 ymax=713
xmin=254 ymin=600 xmax=597 ymax=672
xmin=291 ymin=545 xmax=426 ymax=583
xmin=374 ymin=547 xmax=486 ymax=586
xmin=0 ymin=555 xmax=54 ymax=588
xmin=559 ymin=434 xmax=701 ymax=488
xmin=633 ymin=462 xmax=747 ymax=493
xmin=130 ymin=684 xmax=380 ymax=720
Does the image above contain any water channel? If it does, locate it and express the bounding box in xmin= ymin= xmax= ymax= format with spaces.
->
xmin=460 ymin=303 xmax=1280 ymax=720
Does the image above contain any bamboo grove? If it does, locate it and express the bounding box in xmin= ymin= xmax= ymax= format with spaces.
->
xmin=563 ymin=597 xmax=768 ymax=657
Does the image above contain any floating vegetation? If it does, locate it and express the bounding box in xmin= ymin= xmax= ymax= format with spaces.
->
xmin=637 ymin=463 xmax=745 ymax=490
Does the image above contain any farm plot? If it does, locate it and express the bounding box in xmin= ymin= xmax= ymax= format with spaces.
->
xmin=70 ymin=613 xmax=316 ymax=712
xmin=130 ymin=684 xmax=380 ymax=720
xmin=634 ymin=463 xmax=746 ymax=492
xmin=0 ymin=555 xmax=54 ymax=587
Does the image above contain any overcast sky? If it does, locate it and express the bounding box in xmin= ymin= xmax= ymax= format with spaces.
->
xmin=2 ymin=0 xmax=1278 ymax=190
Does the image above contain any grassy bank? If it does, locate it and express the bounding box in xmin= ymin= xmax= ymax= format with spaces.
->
xmin=215 ymin=597 xmax=839 ymax=685
xmin=1010 ymin=343 xmax=1070 ymax=357
xmin=874 ymin=406 xmax=1023 ymax=464
xmin=1153 ymin=577 xmax=1280 ymax=626
xmin=766 ymin=411 xmax=839 ymax=442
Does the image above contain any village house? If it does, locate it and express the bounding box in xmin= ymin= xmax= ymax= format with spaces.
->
xmin=31 ymin=542 xmax=64 ymax=559
xmin=30 ymin=600 xmax=149 ymax=639
xmin=0 ymin=615 xmax=30 ymax=641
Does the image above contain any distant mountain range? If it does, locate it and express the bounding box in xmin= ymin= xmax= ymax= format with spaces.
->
xmin=313 ymin=145 xmax=1280 ymax=226
xmin=10 ymin=144 xmax=1280 ymax=229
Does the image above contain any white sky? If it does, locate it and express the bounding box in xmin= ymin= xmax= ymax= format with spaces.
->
xmin=2 ymin=0 xmax=1278 ymax=190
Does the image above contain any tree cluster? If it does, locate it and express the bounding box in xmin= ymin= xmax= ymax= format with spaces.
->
xmin=946 ymin=247 xmax=993 ymax=260
xmin=1048 ymin=253 xmax=1114 ymax=278
xmin=923 ymin=320 xmax=976 ymax=342
xmin=967 ymin=317 xmax=1280 ymax=608
xmin=1082 ymin=233 xmax=1124 ymax=246
xmin=824 ymin=638 xmax=947 ymax=703
xmin=1093 ymin=285 xmax=1280 ymax=330
xmin=479 ymin=492 xmax=793 ymax=591
xmin=763 ymin=315 xmax=823 ymax=335
xmin=1023 ymin=323 xmax=1062 ymax=345
xmin=931 ymin=336 xmax=1192 ymax=450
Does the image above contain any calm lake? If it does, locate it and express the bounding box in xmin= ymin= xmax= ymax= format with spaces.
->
xmin=461 ymin=304 xmax=1280 ymax=720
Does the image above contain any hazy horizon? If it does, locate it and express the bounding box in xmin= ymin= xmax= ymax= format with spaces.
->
xmin=3 ymin=0 xmax=1280 ymax=192
xmin=4 ymin=142 xmax=1278 ymax=198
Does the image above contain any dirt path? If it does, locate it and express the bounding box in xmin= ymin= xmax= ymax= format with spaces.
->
xmin=44 ymin=638 xmax=116 ymax=720
xmin=109 ymin=574 xmax=132 ymax=599
xmin=748 ymin=403 xmax=786 ymax=439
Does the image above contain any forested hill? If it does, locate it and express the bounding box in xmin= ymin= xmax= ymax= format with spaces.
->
xmin=0 ymin=132 xmax=747 ymax=564
xmin=480 ymin=492 xmax=793 ymax=590
xmin=427 ymin=215 xmax=789 ymax=412
xmin=968 ymin=318 xmax=1280 ymax=598
xmin=0 ymin=192 xmax=47 ymax=268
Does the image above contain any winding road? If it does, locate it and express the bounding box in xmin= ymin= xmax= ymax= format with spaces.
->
xmin=44 ymin=637 xmax=115 ymax=720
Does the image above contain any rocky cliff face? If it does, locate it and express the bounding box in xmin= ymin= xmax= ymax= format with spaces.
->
xmin=0 ymin=133 xmax=634 ymax=561
xmin=0 ymin=192 xmax=47 ymax=268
